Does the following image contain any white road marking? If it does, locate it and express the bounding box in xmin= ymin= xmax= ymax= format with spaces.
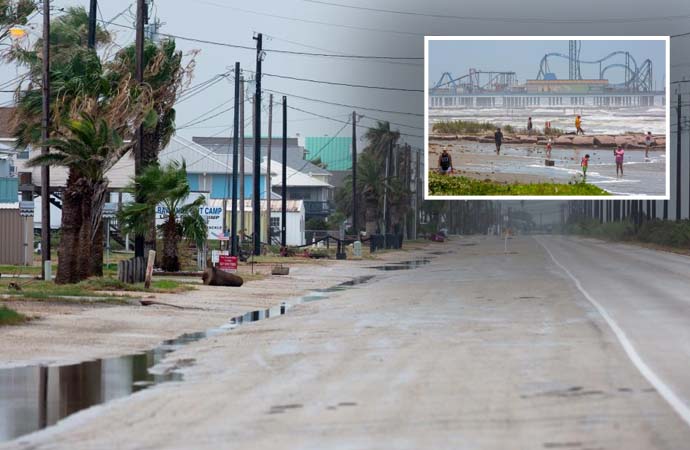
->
xmin=535 ymin=236 xmax=690 ymax=428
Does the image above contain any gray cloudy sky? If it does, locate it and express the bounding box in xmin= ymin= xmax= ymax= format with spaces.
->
xmin=428 ymin=39 xmax=667 ymax=89
xmin=2 ymin=0 xmax=690 ymax=149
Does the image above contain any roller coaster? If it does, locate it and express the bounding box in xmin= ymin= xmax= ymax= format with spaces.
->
xmin=431 ymin=69 xmax=518 ymax=95
xmin=536 ymin=41 xmax=654 ymax=92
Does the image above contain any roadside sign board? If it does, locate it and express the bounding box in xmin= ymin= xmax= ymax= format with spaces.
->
xmin=218 ymin=255 xmax=238 ymax=272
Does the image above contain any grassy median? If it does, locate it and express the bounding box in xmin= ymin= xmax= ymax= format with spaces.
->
xmin=0 ymin=306 xmax=28 ymax=326
xmin=428 ymin=172 xmax=610 ymax=196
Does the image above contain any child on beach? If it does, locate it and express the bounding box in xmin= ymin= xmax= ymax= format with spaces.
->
xmin=546 ymin=139 xmax=552 ymax=159
xmin=615 ymin=146 xmax=625 ymax=178
xmin=581 ymin=154 xmax=590 ymax=179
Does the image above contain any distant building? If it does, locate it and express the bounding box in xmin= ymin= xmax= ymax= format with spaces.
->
xmin=193 ymin=136 xmax=334 ymax=220
xmin=304 ymin=136 xmax=352 ymax=171
xmin=525 ymin=79 xmax=609 ymax=94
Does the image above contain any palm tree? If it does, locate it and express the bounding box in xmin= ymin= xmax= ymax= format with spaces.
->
xmin=356 ymin=152 xmax=385 ymax=234
xmin=119 ymin=161 xmax=207 ymax=272
xmin=364 ymin=121 xmax=400 ymax=162
xmin=109 ymin=38 xmax=194 ymax=254
xmin=26 ymin=113 xmax=131 ymax=283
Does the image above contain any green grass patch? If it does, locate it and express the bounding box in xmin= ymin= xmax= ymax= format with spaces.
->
xmin=0 ymin=305 xmax=28 ymax=326
xmin=428 ymin=172 xmax=610 ymax=196
xmin=569 ymin=219 xmax=690 ymax=250
xmin=433 ymin=120 xmax=510 ymax=134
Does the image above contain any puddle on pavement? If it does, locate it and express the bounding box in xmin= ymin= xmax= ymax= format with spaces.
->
xmin=0 ymin=275 xmax=377 ymax=443
xmin=368 ymin=259 xmax=432 ymax=271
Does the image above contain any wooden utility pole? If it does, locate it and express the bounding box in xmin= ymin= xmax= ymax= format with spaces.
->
xmin=252 ymin=33 xmax=263 ymax=255
xmin=281 ymin=97 xmax=287 ymax=248
xmin=239 ymin=76 xmax=245 ymax=241
xmin=230 ymin=62 xmax=240 ymax=256
xmin=134 ymin=0 xmax=147 ymax=258
xmin=351 ymin=111 xmax=358 ymax=238
xmin=41 ymin=0 xmax=51 ymax=280
xmin=88 ymin=0 xmax=97 ymax=49
xmin=676 ymin=93 xmax=682 ymax=221
xmin=266 ymin=94 xmax=273 ymax=245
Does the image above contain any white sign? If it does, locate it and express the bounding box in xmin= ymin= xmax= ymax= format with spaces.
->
xmin=155 ymin=194 xmax=224 ymax=241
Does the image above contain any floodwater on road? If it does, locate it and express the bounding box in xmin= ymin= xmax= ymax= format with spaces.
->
xmin=0 ymin=267 xmax=417 ymax=443
xmin=441 ymin=141 xmax=666 ymax=196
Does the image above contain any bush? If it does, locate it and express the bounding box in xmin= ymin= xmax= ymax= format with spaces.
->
xmin=428 ymin=172 xmax=609 ymax=196
xmin=0 ymin=306 xmax=27 ymax=326
xmin=637 ymin=220 xmax=690 ymax=247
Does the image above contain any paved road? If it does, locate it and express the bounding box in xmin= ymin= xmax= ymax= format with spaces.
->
xmin=4 ymin=236 xmax=690 ymax=450
xmin=536 ymin=235 xmax=690 ymax=427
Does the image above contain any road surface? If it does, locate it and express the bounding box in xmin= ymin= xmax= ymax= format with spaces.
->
xmin=4 ymin=236 xmax=690 ymax=449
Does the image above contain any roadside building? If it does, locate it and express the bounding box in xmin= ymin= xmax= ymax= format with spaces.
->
xmin=193 ymin=136 xmax=334 ymax=221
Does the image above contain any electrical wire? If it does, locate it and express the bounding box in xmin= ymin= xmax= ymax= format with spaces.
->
xmin=260 ymin=72 xmax=422 ymax=93
xmin=263 ymin=87 xmax=423 ymax=117
xmin=305 ymin=0 xmax=690 ymax=25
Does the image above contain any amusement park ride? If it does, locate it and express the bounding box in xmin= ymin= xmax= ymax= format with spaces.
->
xmin=431 ymin=40 xmax=655 ymax=95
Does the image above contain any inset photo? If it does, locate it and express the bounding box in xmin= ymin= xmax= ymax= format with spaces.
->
xmin=425 ymin=37 xmax=669 ymax=199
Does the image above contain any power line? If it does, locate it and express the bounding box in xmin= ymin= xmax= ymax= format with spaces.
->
xmin=260 ymin=72 xmax=423 ymax=93
xmin=187 ymin=0 xmax=423 ymax=37
xmin=306 ymin=0 xmax=690 ymax=25
xmin=263 ymin=87 xmax=423 ymax=117
xmin=98 ymin=20 xmax=421 ymax=60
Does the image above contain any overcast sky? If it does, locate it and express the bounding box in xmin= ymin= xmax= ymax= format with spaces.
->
xmin=428 ymin=39 xmax=667 ymax=89
xmin=1 ymin=0 xmax=690 ymax=149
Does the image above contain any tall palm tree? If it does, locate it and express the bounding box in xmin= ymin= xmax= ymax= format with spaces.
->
xmin=364 ymin=121 xmax=400 ymax=162
xmin=356 ymin=152 xmax=385 ymax=234
xmin=109 ymin=39 xmax=194 ymax=254
xmin=119 ymin=161 xmax=207 ymax=272
xmin=26 ymin=113 xmax=131 ymax=283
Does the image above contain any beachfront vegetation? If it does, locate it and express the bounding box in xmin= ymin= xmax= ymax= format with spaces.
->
xmin=568 ymin=218 xmax=690 ymax=249
xmin=432 ymin=120 xmax=566 ymax=137
xmin=433 ymin=120 xmax=516 ymax=135
xmin=428 ymin=172 xmax=610 ymax=196
xmin=0 ymin=306 xmax=27 ymax=326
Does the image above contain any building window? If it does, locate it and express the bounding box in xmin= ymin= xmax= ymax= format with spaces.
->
xmin=270 ymin=217 xmax=280 ymax=228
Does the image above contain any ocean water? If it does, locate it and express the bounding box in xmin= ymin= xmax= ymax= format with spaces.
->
xmin=452 ymin=142 xmax=666 ymax=196
xmin=430 ymin=106 xmax=666 ymax=135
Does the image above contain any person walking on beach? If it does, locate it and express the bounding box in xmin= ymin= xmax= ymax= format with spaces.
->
xmin=575 ymin=115 xmax=584 ymax=135
xmin=494 ymin=127 xmax=503 ymax=155
xmin=438 ymin=148 xmax=453 ymax=175
xmin=615 ymin=145 xmax=625 ymax=178
xmin=581 ymin=154 xmax=590 ymax=180
xmin=527 ymin=117 xmax=533 ymax=135
xmin=645 ymin=132 xmax=653 ymax=159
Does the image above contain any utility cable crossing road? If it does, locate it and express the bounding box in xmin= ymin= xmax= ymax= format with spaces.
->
xmin=3 ymin=236 xmax=690 ymax=449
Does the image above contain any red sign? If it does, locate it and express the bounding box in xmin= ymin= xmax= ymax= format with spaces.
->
xmin=218 ymin=255 xmax=238 ymax=272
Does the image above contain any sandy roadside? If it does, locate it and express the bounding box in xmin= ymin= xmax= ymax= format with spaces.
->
xmin=0 ymin=246 xmax=432 ymax=369
xmin=6 ymin=236 xmax=689 ymax=450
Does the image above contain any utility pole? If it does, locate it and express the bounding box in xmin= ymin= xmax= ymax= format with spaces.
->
xmin=351 ymin=111 xmax=358 ymax=238
xmin=41 ymin=0 xmax=51 ymax=280
xmin=230 ymin=62 xmax=240 ymax=257
xmin=414 ymin=148 xmax=420 ymax=239
xmin=265 ymin=94 xmax=273 ymax=245
xmin=239 ymin=76 xmax=245 ymax=241
xmin=88 ymin=0 xmax=97 ymax=49
xmin=134 ymin=0 xmax=147 ymax=258
xmin=252 ymin=32 xmax=263 ymax=256
xmin=383 ymin=142 xmax=391 ymax=235
xmin=281 ymin=97 xmax=287 ymax=249
xmin=677 ymin=93 xmax=682 ymax=221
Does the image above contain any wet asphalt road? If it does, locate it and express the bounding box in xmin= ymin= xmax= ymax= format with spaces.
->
xmin=4 ymin=236 xmax=690 ymax=450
